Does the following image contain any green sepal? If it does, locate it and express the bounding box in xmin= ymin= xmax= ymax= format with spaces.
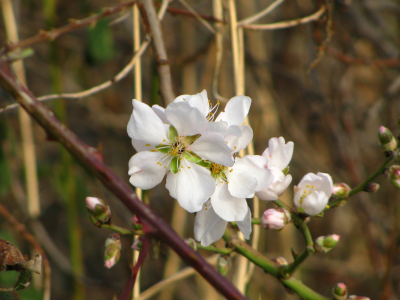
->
xmin=183 ymin=151 xmax=202 ymax=163
xmin=315 ymin=211 xmax=324 ymax=218
xmin=182 ymin=134 xmax=201 ymax=146
xmin=155 ymin=144 xmax=171 ymax=153
xmin=168 ymin=125 xmax=179 ymax=143
xmin=197 ymin=160 xmax=212 ymax=168
xmin=282 ymin=166 xmax=290 ymax=176
xmin=14 ymin=270 xmax=32 ymax=291
xmin=170 ymin=156 xmax=180 ymax=174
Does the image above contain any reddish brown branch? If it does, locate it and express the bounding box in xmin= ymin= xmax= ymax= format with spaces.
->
xmin=0 ymin=203 xmax=51 ymax=298
xmin=0 ymin=1 xmax=137 ymax=56
xmin=0 ymin=60 xmax=247 ymax=300
xmin=167 ymin=7 xmax=225 ymax=23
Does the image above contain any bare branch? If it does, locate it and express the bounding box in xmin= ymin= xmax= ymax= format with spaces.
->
xmin=242 ymin=5 xmax=326 ymax=31
xmin=142 ymin=0 xmax=175 ymax=104
xmin=0 ymin=1 xmax=138 ymax=56
xmin=237 ymin=0 xmax=285 ymax=27
xmin=0 ymin=60 xmax=248 ymax=300
xmin=178 ymin=0 xmax=216 ymax=34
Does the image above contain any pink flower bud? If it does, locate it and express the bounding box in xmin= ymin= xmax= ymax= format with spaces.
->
xmin=364 ymin=182 xmax=379 ymax=193
xmin=85 ymin=197 xmax=102 ymax=212
xmin=332 ymin=183 xmax=351 ymax=198
xmin=104 ymin=233 xmax=121 ymax=269
xmin=315 ymin=234 xmax=340 ymax=253
xmin=378 ymin=126 xmax=397 ymax=152
xmin=332 ymin=282 xmax=348 ymax=300
xmin=262 ymin=208 xmax=291 ymax=230
xmin=86 ymin=196 xmax=111 ymax=224
xmin=385 ymin=165 xmax=400 ymax=189
xmin=131 ymin=239 xmax=142 ymax=251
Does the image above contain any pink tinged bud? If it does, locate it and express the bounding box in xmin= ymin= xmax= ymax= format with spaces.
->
xmin=315 ymin=234 xmax=340 ymax=253
xmin=86 ymin=196 xmax=111 ymax=224
xmin=378 ymin=126 xmax=397 ymax=152
xmin=104 ymin=233 xmax=121 ymax=269
xmin=262 ymin=208 xmax=291 ymax=230
xmin=185 ymin=238 xmax=197 ymax=251
xmin=348 ymin=296 xmax=371 ymax=300
xmin=385 ymin=165 xmax=400 ymax=189
xmin=131 ymin=216 xmax=142 ymax=230
xmin=217 ymin=255 xmax=231 ymax=276
xmin=332 ymin=282 xmax=348 ymax=300
xmin=131 ymin=239 xmax=143 ymax=251
xmin=364 ymin=182 xmax=379 ymax=193
xmin=332 ymin=183 xmax=351 ymax=198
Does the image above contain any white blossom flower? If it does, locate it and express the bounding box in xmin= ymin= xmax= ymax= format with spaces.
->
xmin=293 ymin=172 xmax=333 ymax=216
xmin=256 ymin=137 xmax=294 ymax=201
xmin=127 ymin=100 xmax=233 ymax=213
xmin=194 ymin=202 xmax=252 ymax=246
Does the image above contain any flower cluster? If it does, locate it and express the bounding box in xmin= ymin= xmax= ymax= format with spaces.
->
xmin=127 ymin=90 xmax=333 ymax=246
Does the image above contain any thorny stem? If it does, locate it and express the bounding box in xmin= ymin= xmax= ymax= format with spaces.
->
xmin=223 ymin=228 xmax=329 ymax=300
xmin=328 ymin=156 xmax=393 ymax=209
xmin=0 ymin=61 xmax=248 ymax=300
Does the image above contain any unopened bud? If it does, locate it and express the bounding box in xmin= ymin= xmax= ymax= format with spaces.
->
xmin=104 ymin=233 xmax=121 ymax=269
xmin=314 ymin=234 xmax=340 ymax=253
xmin=364 ymin=182 xmax=379 ymax=193
xmin=348 ymin=296 xmax=371 ymax=300
xmin=185 ymin=238 xmax=197 ymax=251
xmin=378 ymin=126 xmax=397 ymax=152
xmin=131 ymin=216 xmax=142 ymax=230
xmin=86 ymin=197 xmax=111 ymax=224
xmin=262 ymin=208 xmax=291 ymax=230
xmin=131 ymin=239 xmax=142 ymax=251
xmin=394 ymin=148 xmax=400 ymax=163
xmin=271 ymin=256 xmax=288 ymax=266
xmin=332 ymin=283 xmax=348 ymax=300
xmin=332 ymin=183 xmax=351 ymax=198
xmin=385 ymin=165 xmax=400 ymax=189
xmin=217 ymin=255 xmax=231 ymax=276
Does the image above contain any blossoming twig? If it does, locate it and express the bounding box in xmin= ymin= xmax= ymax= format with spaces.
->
xmin=0 ymin=60 xmax=248 ymax=300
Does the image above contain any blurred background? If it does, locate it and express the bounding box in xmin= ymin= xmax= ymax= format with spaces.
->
xmin=0 ymin=0 xmax=400 ymax=299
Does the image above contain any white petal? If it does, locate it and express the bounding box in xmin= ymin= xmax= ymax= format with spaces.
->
xmin=151 ymin=105 xmax=168 ymax=124
xmin=166 ymin=160 xmax=215 ymax=213
xmin=301 ymin=192 xmax=328 ymax=216
xmin=216 ymin=95 xmax=251 ymax=126
xmin=256 ymin=188 xmax=278 ymax=201
xmin=165 ymin=101 xmax=208 ymax=136
xmin=262 ymin=137 xmax=294 ymax=170
xmin=271 ymin=174 xmax=292 ymax=196
xmin=127 ymin=100 xmax=168 ymax=152
xmin=226 ymin=125 xmax=253 ymax=154
xmin=211 ymin=183 xmax=248 ymax=222
xmin=208 ymin=121 xmax=242 ymax=137
xmin=298 ymin=173 xmax=323 ymax=190
xmin=235 ymin=155 xmax=273 ymax=191
xmin=227 ymin=167 xmax=257 ymax=199
xmin=237 ymin=208 xmax=252 ymax=240
xmin=189 ymin=132 xmax=234 ymax=167
xmin=128 ymin=151 xmax=167 ymax=189
xmin=317 ymin=172 xmax=333 ymax=198
xmin=194 ymin=204 xmax=227 ymax=246
xmin=174 ymin=90 xmax=209 ymax=117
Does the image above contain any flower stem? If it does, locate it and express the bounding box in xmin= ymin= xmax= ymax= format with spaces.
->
xmin=101 ymin=223 xmax=138 ymax=236
xmin=328 ymin=156 xmax=393 ymax=209
xmin=197 ymin=244 xmax=234 ymax=255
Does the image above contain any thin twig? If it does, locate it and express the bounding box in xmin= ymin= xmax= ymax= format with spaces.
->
xmin=178 ymin=0 xmax=216 ymax=34
xmin=242 ymin=5 xmax=326 ymax=31
xmin=0 ymin=60 xmax=248 ymax=300
xmin=142 ymin=0 xmax=175 ymax=104
xmin=0 ymin=1 xmax=138 ymax=56
xmin=237 ymin=0 xmax=285 ymax=27
xmin=167 ymin=6 xmax=225 ymax=23
xmin=0 ymin=203 xmax=51 ymax=300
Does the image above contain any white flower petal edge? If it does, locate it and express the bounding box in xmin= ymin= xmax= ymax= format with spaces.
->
xmin=165 ymin=101 xmax=208 ymax=136
xmin=237 ymin=208 xmax=252 ymax=240
xmin=256 ymin=167 xmax=292 ymax=201
xmin=226 ymin=125 xmax=253 ymax=154
xmin=211 ymin=182 xmax=248 ymax=222
xmin=216 ymin=95 xmax=251 ymax=126
xmin=151 ymin=105 xmax=168 ymax=124
xmin=189 ymin=132 xmax=234 ymax=167
xmin=174 ymin=90 xmax=209 ymax=117
xmin=194 ymin=204 xmax=227 ymax=246
xmin=165 ymin=160 xmax=215 ymax=213
xmin=262 ymin=137 xmax=294 ymax=171
xmin=128 ymin=151 xmax=168 ymax=190
xmin=127 ymin=100 xmax=168 ymax=152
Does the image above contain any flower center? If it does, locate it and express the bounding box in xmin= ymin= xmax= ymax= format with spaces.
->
xmin=210 ymin=163 xmax=230 ymax=183
xmin=207 ymin=100 xmax=220 ymax=122
xmin=299 ymin=184 xmax=315 ymax=204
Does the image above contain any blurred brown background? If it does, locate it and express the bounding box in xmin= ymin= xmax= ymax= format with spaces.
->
xmin=0 ymin=0 xmax=400 ymax=299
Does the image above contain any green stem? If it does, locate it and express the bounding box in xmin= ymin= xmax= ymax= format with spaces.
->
xmin=231 ymin=217 xmax=261 ymax=227
xmin=101 ymin=223 xmax=136 ymax=235
xmin=328 ymin=156 xmax=393 ymax=209
xmin=196 ymin=243 xmax=234 ymax=255
xmin=223 ymin=229 xmax=329 ymax=300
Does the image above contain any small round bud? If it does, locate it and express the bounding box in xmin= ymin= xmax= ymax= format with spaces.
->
xmin=364 ymin=182 xmax=379 ymax=193
xmin=85 ymin=197 xmax=111 ymax=224
xmin=185 ymin=238 xmax=197 ymax=251
xmin=384 ymin=165 xmax=400 ymax=189
xmin=262 ymin=208 xmax=291 ymax=230
xmin=332 ymin=183 xmax=351 ymax=198
xmin=217 ymin=255 xmax=231 ymax=276
xmin=131 ymin=239 xmax=143 ymax=251
xmin=348 ymin=296 xmax=371 ymax=300
xmin=104 ymin=233 xmax=121 ymax=269
xmin=314 ymin=234 xmax=340 ymax=253
xmin=131 ymin=216 xmax=142 ymax=230
xmin=332 ymin=283 xmax=348 ymax=300
xmin=378 ymin=126 xmax=397 ymax=152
